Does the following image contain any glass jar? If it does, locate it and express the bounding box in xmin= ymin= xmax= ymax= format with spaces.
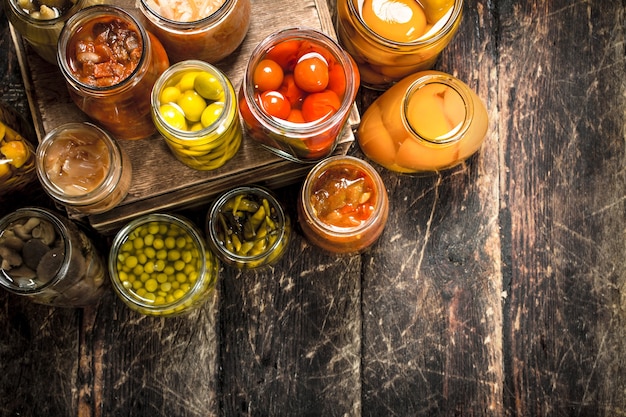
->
xmin=151 ymin=60 xmax=242 ymax=170
xmin=137 ymin=0 xmax=250 ymax=64
xmin=36 ymin=122 xmax=133 ymax=214
xmin=336 ymin=0 xmax=463 ymax=90
xmin=298 ymin=155 xmax=388 ymax=254
xmin=238 ymin=27 xmax=360 ymax=163
xmin=0 ymin=102 xmax=37 ymax=199
xmin=3 ymin=0 xmax=102 ymax=65
xmin=57 ymin=5 xmax=170 ymax=140
xmin=108 ymin=213 xmax=219 ymax=316
xmin=206 ymin=186 xmax=290 ymax=269
xmin=357 ymin=70 xmax=489 ymax=173
xmin=0 ymin=207 xmax=107 ymax=307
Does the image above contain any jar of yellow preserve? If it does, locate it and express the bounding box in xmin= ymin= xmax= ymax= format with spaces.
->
xmin=357 ymin=70 xmax=488 ymax=173
xmin=336 ymin=0 xmax=463 ymax=90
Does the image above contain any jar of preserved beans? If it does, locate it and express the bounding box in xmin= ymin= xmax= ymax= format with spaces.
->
xmin=0 ymin=102 xmax=37 ymax=199
xmin=36 ymin=122 xmax=133 ymax=214
xmin=57 ymin=5 xmax=170 ymax=140
xmin=137 ymin=0 xmax=250 ymax=64
xmin=206 ymin=186 xmax=291 ymax=269
xmin=3 ymin=0 xmax=102 ymax=65
xmin=108 ymin=213 xmax=219 ymax=316
xmin=238 ymin=27 xmax=360 ymax=162
xmin=0 ymin=207 xmax=107 ymax=307
xmin=357 ymin=70 xmax=489 ymax=173
xmin=298 ymin=155 xmax=388 ymax=254
xmin=336 ymin=0 xmax=463 ymax=90
xmin=151 ymin=60 xmax=242 ymax=170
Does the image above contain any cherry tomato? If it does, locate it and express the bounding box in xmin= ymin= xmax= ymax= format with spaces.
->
xmin=265 ymin=40 xmax=302 ymax=71
xmin=294 ymin=55 xmax=329 ymax=93
xmin=287 ymin=109 xmax=305 ymax=123
xmin=253 ymin=59 xmax=284 ymax=92
xmin=327 ymin=63 xmax=347 ymax=98
xmin=259 ymin=90 xmax=291 ymax=119
xmin=301 ymin=89 xmax=341 ymax=122
xmin=279 ymin=74 xmax=305 ymax=107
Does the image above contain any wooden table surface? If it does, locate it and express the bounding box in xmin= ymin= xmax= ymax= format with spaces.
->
xmin=1 ymin=0 xmax=625 ymax=416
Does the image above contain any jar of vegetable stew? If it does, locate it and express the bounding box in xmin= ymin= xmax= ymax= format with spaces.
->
xmin=151 ymin=60 xmax=242 ymax=170
xmin=0 ymin=102 xmax=37 ymax=199
xmin=0 ymin=207 xmax=107 ymax=307
xmin=206 ymin=186 xmax=291 ymax=269
xmin=3 ymin=0 xmax=103 ymax=65
xmin=336 ymin=0 xmax=463 ymax=90
xmin=36 ymin=122 xmax=132 ymax=214
xmin=57 ymin=5 xmax=170 ymax=140
xmin=238 ymin=27 xmax=360 ymax=162
xmin=137 ymin=0 xmax=250 ymax=64
xmin=108 ymin=213 xmax=219 ymax=316
xmin=357 ymin=70 xmax=489 ymax=173
xmin=298 ymin=155 xmax=388 ymax=254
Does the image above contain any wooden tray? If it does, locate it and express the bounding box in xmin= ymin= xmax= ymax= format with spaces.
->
xmin=11 ymin=0 xmax=359 ymax=234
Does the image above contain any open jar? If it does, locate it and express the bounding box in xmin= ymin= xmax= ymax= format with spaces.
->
xmin=108 ymin=213 xmax=219 ymax=316
xmin=137 ymin=0 xmax=250 ymax=64
xmin=206 ymin=186 xmax=291 ymax=269
xmin=36 ymin=122 xmax=133 ymax=215
xmin=238 ymin=27 xmax=360 ymax=162
xmin=0 ymin=207 xmax=107 ymax=307
xmin=0 ymin=102 xmax=37 ymax=199
xmin=151 ymin=60 xmax=242 ymax=170
xmin=336 ymin=0 xmax=463 ymax=90
xmin=57 ymin=5 xmax=170 ymax=140
xmin=298 ymin=155 xmax=388 ymax=254
xmin=357 ymin=70 xmax=489 ymax=173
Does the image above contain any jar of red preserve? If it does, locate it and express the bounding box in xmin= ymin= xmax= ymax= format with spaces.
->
xmin=239 ymin=27 xmax=360 ymax=162
xmin=298 ymin=155 xmax=389 ymax=254
xmin=57 ymin=5 xmax=170 ymax=140
xmin=137 ymin=0 xmax=250 ymax=64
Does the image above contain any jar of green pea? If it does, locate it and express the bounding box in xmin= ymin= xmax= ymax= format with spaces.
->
xmin=150 ymin=60 xmax=242 ymax=170
xmin=206 ymin=186 xmax=291 ymax=269
xmin=108 ymin=213 xmax=219 ymax=316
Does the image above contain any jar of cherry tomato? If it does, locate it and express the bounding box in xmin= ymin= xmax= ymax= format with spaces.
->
xmin=57 ymin=5 xmax=170 ymax=140
xmin=3 ymin=0 xmax=102 ymax=65
xmin=336 ymin=0 xmax=463 ymax=90
xmin=238 ymin=27 xmax=360 ymax=163
xmin=151 ymin=60 xmax=242 ymax=170
xmin=137 ymin=0 xmax=250 ymax=64
xmin=357 ymin=70 xmax=489 ymax=173
xmin=298 ymin=155 xmax=388 ymax=254
xmin=36 ymin=122 xmax=133 ymax=214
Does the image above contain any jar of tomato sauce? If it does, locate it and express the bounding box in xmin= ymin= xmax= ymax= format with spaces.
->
xmin=36 ymin=122 xmax=133 ymax=214
xmin=3 ymin=0 xmax=103 ymax=65
xmin=238 ymin=27 xmax=360 ymax=162
xmin=357 ymin=70 xmax=489 ymax=173
xmin=336 ymin=0 xmax=463 ymax=90
xmin=151 ymin=60 xmax=242 ymax=170
xmin=57 ymin=5 xmax=170 ymax=140
xmin=137 ymin=0 xmax=250 ymax=64
xmin=298 ymin=155 xmax=388 ymax=254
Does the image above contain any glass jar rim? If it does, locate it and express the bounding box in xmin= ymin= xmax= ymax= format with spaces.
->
xmin=138 ymin=0 xmax=234 ymax=27
xmin=8 ymin=0 xmax=84 ymax=25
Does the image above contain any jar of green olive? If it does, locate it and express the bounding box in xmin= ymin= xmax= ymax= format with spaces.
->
xmin=206 ymin=186 xmax=291 ymax=269
xmin=108 ymin=213 xmax=219 ymax=316
xmin=151 ymin=60 xmax=242 ymax=170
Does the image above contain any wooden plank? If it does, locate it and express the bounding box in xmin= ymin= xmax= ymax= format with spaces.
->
xmin=498 ymin=0 xmax=626 ymax=415
xmin=358 ymin=0 xmax=504 ymax=414
xmin=11 ymin=0 xmax=359 ymax=235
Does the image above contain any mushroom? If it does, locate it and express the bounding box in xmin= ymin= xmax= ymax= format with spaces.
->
xmin=31 ymin=220 xmax=56 ymax=246
xmin=12 ymin=217 xmax=41 ymax=241
xmin=0 ymin=245 xmax=23 ymax=270
xmin=0 ymin=230 xmax=24 ymax=251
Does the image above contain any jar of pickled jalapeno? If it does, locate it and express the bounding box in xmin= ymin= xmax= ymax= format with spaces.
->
xmin=357 ymin=70 xmax=489 ymax=173
xmin=0 ymin=102 xmax=37 ymax=199
xmin=238 ymin=27 xmax=360 ymax=162
xmin=206 ymin=186 xmax=291 ymax=269
xmin=137 ymin=0 xmax=250 ymax=64
xmin=336 ymin=0 xmax=463 ymax=90
xmin=57 ymin=5 xmax=170 ymax=140
xmin=3 ymin=0 xmax=102 ymax=65
xmin=151 ymin=60 xmax=242 ymax=170
xmin=36 ymin=122 xmax=133 ymax=215
xmin=0 ymin=207 xmax=107 ymax=307
xmin=108 ymin=213 xmax=219 ymax=316
xmin=298 ymin=156 xmax=389 ymax=254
